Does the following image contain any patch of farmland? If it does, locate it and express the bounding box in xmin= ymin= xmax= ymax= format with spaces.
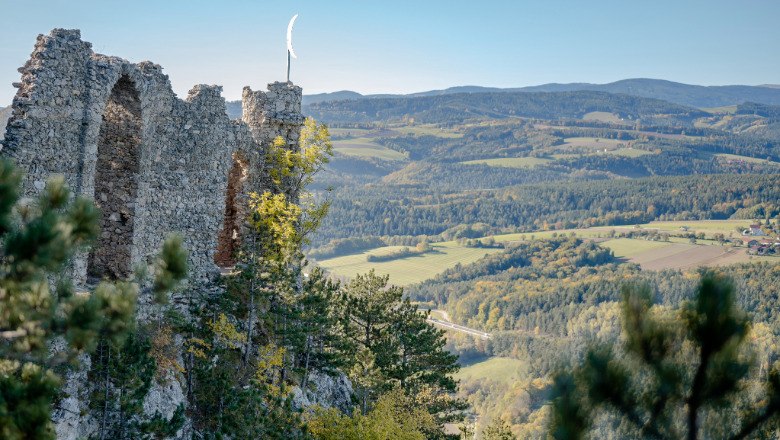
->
xmin=601 ymin=238 xmax=673 ymax=258
xmin=454 ymin=357 xmax=527 ymax=384
xmin=332 ymin=137 xmax=407 ymax=160
xmin=622 ymin=242 xmax=753 ymax=270
xmin=561 ymin=137 xmax=625 ymax=149
xmin=608 ymin=147 xmax=653 ymax=157
xmin=461 ymin=156 xmax=552 ymax=169
xmin=715 ymin=153 xmax=779 ymax=165
xmin=583 ymin=111 xmax=627 ymax=124
xmin=389 ymin=124 xmax=463 ymax=138
xmin=318 ymin=241 xmax=502 ymax=286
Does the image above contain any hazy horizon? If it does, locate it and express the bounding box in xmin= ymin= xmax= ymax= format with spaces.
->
xmin=2 ymin=0 xmax=779 ymax=103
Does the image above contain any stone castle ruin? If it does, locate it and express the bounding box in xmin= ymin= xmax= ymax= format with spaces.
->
xmin=1 ymin=28 xmax=304 ymax=283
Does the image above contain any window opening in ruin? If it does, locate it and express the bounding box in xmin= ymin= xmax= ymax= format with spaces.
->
xmin=87 ymin=75 xmax=142 ymax=281
xmin=215 ymin=154 xmax=248 ymax=268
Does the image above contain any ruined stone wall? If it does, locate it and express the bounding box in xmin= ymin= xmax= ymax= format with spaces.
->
xmin=1 ymin=29 xmax=304 ymax=284
xmin=0 ymin=28 xmax=315 ymax=440
xmin=88 ymin=75 xmax=142 ymax=280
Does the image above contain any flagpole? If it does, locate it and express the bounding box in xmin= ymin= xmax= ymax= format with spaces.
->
xmin=287 ymin=50 xmax=291 ymax=83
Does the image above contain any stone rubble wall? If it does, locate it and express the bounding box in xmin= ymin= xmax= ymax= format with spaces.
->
xmin=0 ymin=29 xmax=308 ymax=439
xmin=1 ymin=29 xmax=304 ymax=284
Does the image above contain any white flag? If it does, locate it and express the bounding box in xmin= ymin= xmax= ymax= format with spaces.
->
xmin=287 ymin=14 xmax=298 ymax=59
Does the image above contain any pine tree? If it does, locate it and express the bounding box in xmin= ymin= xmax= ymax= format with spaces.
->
xmin=482 ymin=417 xmax=517 ymax=440
xmin=549 ymin=270 xmax=780 ymax=439
xmin=338 ymin=270 xmax=467 ymax=436
xmin=0 ymin=159 xmax=187 ymax=440
xmin=186 ymin=118 xmax=334 ymax=438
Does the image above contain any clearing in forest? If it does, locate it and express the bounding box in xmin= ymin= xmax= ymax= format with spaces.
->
xmin=317 ymin=241 xmax=502 ymax=286
xmin=461 ymin=156 xmax=552 ymax=168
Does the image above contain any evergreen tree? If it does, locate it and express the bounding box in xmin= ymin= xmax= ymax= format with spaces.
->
xmin=0 ymin=159 xmax=186 ymax=440
xmin=339 ymin=270 xmax=467 ymax=436
xmin=549 ymin=270 xmax=780 ymax=439
xmin=187 ymin=118 xmax=335 ymax=438
xmin=482 ymin=417 xmax=517 ymax=440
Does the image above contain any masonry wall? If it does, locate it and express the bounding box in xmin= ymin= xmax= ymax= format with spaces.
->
xmin=1 ymin=29 xmax=304 ymax=284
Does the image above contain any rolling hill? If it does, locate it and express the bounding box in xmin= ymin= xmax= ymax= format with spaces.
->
xmin=520 ymin=79 xmax=780 ymax=108
xmin=299 ymin=79 xmax=780 ymax=109
xmin=306 ymin=90 xmax=707 ymax=125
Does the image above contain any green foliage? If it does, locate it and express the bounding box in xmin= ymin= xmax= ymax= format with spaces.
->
xmin=0 ymin=363 xmax=60 ymax=440
xmin=306 ymin=388 xmax=437 ymax=440
xmin=0 ymin=158 xmax=187 ymax=440
xmin=186 ymin=118 xmax=338 ymax=438
xmin=482 ymin=417 xmax=517 ymax=440
xmin=339 ymin=270 xmax=466 ymax=434
xmin=89 ymin=333 xmax=156 ymax=439
xmin=548 ymin=271 xmax=780 ymax=439
xmin=249 ymin=191 xmax=304 ymax=260
xmin=152 ymin=235 xmax=188 ymax=300
xmin=267 ymin=117 xmax=333 ymax=196
xmin=316 ymin=173 xmax=780 ymax=246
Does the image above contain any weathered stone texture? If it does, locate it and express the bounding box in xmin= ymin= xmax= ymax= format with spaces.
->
xmin=0 ymin=29 xmax=308 ymax=438
xmin=1 ymin=29 xmax=304 ymax=284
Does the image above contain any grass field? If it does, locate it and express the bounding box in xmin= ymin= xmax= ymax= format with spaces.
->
xmin=317 ymin=220 xmax=775 ymax=285
xmin=702 ymin=105 xmax=738 ymax=115
xmin=561 ymin=136 xmax=625 ymax=150
xmin=608 ymin=147 xmax=653 ymax=157
xmin=317 ymin=241 xmax=502 ymax=286
xmin=583 ymin=111 xmax=627 ymax=124
xmin=390 ymin=124 xmax=463 ymax=138
xmin=715 ymin=153 xmax=779 ymax=165
xmin=454 ymin=357 xmax=527 ymax=384
xmin=637 ymin=220 xmax=751 ymax=235
xmin=601 ymin=238 xmax=673 ymax=257
xmin=332 ymin=137 xmax=407 ymax=160
xmin=460 ymin=156 xmax=552 ymax=169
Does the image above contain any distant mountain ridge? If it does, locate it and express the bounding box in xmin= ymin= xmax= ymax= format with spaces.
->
xmin=301 ymin=79 xmax=780 ymax=109
xmin=306 ymin=90 xmax=707 ymax=125
xmin=19 ymin=78 xmax=778 ymax=122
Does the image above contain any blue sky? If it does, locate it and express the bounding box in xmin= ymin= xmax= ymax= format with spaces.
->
xmin=1 ymin=0 xmax=779 ymax=103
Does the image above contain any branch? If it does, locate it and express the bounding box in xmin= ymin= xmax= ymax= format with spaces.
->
xmin=687 ymin=346 xmax=711 ymax=440
xmin=728 ymin=405 xmax=780 ymax=440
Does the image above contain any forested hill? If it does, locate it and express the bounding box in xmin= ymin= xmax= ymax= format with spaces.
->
xmin=305 ymin=90 xmax=707 ymax=125
xmin=296 ymin=79 xmax=780 ymax=109
xmin=518 ymin=78 xmax=780 ymax=108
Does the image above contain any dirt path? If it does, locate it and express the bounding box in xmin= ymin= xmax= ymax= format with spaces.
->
xmin=427 ymin=317 xmax=492 ymax=340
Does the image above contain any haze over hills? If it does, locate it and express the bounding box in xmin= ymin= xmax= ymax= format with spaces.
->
xmin=301 ymin=78 xmax=780 ymax=109
xmin=305 ymin=90 xmax=708 ymax=125
xmin=208 ymin=79 xmax=780 ymax=120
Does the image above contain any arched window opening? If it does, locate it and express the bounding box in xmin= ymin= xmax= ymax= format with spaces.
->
xmin=87 ymin=75 xmax=142 ymax=281
xmin=214 ymin=154 xmax=248 ymax=268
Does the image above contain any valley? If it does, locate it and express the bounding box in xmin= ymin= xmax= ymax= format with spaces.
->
xmin=316 ymin=220 xmax=776 ymax=286
xmin=304 ymin=87 xmax=780 ymax=437
xmin=3 ymin=3 xmax=780 ymax=438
